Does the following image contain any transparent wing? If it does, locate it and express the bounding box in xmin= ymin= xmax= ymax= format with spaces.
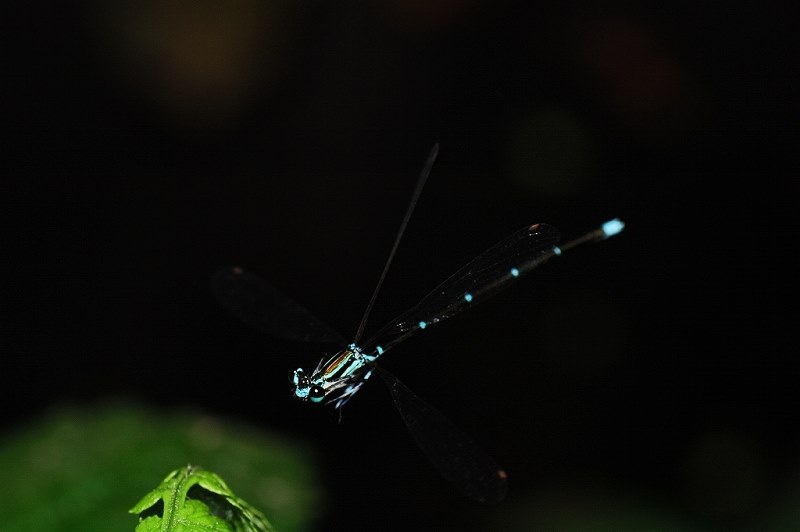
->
xmin=361 ymin=223 xmax=562 ymax=354
xmin=211 ymin=267 xmax=345 ymax=345
xmin=374 ymin=365 xmax=508 ymax=503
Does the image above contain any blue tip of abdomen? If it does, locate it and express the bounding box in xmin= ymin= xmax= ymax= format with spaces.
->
xmin=602 ymin=218 xmax=625 ymax=238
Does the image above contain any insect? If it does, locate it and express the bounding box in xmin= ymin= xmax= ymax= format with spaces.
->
xmin=212 ymin=144 xmax=624 ymax=503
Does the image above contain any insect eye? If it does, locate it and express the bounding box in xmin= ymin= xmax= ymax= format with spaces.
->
xmin=309 ymin=385 xmax=325 ymax=403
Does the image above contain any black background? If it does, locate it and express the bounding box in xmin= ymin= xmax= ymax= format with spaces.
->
xmin=3 ymin=2 xmax=796 ymax=531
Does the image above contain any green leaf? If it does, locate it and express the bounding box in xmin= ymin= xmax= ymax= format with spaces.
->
xmin=135 ymin=499 xmax=229 ymax=532
xmin=130 ymin=465 xmax=274 ymax=532
xmin=0 ymin=401 xmax=320 ymax=532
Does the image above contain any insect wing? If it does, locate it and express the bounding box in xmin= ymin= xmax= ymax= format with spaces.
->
xmin=362 ymin=223 xmax=561 ymax=353
xmin=374 ymin=366 xmax=508 ymax=503
xmin=211 ymin=267 xmax=345 ymax=345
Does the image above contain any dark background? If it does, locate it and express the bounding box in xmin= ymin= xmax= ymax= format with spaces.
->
xmin=3 ymin=2 xmax=796 ymax=531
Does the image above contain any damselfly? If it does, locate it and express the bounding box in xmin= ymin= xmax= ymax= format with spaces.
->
xmin=212 ymin=144 xmax=624 ymax=503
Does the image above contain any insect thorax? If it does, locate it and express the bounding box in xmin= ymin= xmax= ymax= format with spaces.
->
xmin=291 ymin=344 xmax=377 ymax=407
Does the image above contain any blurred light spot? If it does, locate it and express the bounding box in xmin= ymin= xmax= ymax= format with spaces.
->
xmin=539 ymin=289 xmax=627 ymax=378
xmin=758 ymin=462 xmax=800 ymax=530
xmin=376 ymin=0 xmax=476 ymax=32
xmin=92 ymin=0 xmax=292 ymax=129
xmin=508 ymin=107 xmax=596 ymax=199
xmin=574 ymin=16 xmax=697 ymax=137
xmin=257 ymin=475 xmax=297 ymax=510
xmin=492 ymin=486 xmax=704 ymax=531
xmin=189 ymin=416 xmax=224 ymax=450
xmin=681 ymin=429 xmax=765 ymax=522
